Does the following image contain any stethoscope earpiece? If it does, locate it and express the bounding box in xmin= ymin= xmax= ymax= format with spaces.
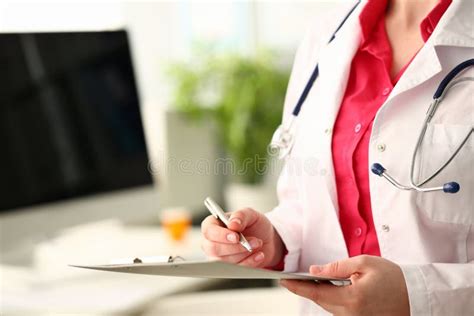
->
xmin=443 ymin=182 xmax=460 ymax=194
xmin=371 ymin=163 xmax=462 ymax=194
xmin=371 ymin=163 xmax=386 ymax=176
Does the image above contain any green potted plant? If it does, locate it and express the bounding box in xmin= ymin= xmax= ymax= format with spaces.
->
xmin=168 ymin=50 xmax=290 ymax=212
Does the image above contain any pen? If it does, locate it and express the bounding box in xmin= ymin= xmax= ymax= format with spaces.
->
xmin=204 ymin=197 xmax=253 ymax=252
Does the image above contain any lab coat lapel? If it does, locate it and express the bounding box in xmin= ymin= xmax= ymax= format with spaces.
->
xmin=317 ymin=13 xmax=363 ymax=124
xmin=431 ymin=0 xmax=474 ymax=48
xmin=386 ymin=0 xmax=473 ymax=103
xmin=388 ymin=44 xmax=442 ymax=103
xmin=315 ymin=3 xmax=364 ymax=216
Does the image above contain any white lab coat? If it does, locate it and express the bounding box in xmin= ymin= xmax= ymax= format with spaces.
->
xmin=265 ymin=0 xmax=474 ymax=315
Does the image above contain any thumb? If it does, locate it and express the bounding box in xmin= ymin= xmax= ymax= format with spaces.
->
xmin=310 ymin=258 xmax=359 ymax=279
xmin=228 ymin=208 xmax=259 ymax=232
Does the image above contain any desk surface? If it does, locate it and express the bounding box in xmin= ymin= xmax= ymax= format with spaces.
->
xmin=1 ymin=221 xmax=212 ymax=315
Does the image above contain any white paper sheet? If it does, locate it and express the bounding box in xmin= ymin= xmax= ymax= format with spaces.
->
xmin=71 ymin=260 xmax=351 ymax=286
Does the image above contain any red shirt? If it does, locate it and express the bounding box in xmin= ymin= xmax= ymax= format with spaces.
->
xmin=332 ymin=0 xmax=451 ymax=257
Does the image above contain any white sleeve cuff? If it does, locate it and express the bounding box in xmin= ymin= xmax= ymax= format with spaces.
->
xmin=265 ymin=210 xmax=301 ymax=273
xmin=399 ymin=264 xmax=431 ymax=316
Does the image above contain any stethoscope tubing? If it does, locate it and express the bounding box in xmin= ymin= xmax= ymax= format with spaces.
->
xmin=411 ymin=77 xmax=474 ymax=188
xmin=268 ymin=0 xmax=362 ymax=159
xmin=291 ymin=0 xmax=362 ymax=117
xmin=374 ymin=60 xmax=474 ymax=194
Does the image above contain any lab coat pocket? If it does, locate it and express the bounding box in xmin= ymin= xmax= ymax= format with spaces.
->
xmin=416 ymin=123 xmax=473 ymax=224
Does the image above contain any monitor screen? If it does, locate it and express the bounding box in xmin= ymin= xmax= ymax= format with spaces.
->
xmin=0 ymin=30 xmax=153 ymax=212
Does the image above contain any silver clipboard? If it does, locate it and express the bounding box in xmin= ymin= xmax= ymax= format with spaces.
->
xmin=71 ymin=258 xmax=351 ymax=286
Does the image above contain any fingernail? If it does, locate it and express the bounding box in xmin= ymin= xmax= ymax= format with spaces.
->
xmin=310 ymin=265 xmax=323 ymax=274
xmin=230 ymin=218 xmax=242 ymax=226
xmin=254 ymin=252 xmax=264 ymax=262
xmin=250 ymin=239 xmax=261 ymax=248
xmin=226 ymin=234 xmax=237 ymax=243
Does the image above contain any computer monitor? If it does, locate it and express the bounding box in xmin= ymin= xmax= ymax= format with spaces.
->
xmin=0 ymin=30 xmax=153 ymax=212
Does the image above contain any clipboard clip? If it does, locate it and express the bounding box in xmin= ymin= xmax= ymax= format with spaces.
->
xmin=110 ymin=255 xmax=186 ymax=265
xmin=132 ymin=256 xmax=186 ymax=264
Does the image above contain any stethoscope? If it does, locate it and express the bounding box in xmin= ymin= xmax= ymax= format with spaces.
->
xmin=268 ymin=0 xmax=474 ymax=194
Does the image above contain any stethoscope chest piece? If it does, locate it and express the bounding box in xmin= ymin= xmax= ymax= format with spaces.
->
xmin=269 ymin=118 xmax=297 ymax=160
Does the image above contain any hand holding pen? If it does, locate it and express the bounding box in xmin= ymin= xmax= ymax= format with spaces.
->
xmin=201 ymin=197 xmax=285 ymax=268
xmin=204 ymin=198 xmax=253 ymax=252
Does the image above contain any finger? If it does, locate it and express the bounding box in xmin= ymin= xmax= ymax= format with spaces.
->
xmin=201 ymin=237 xmax=262 ymax=257
xmin=215 ymin=250 xmax=255 ymax=264
xmin=280 ymin=280 xmax=350 ymax=307
xmin=309 ymin=256 xmax=370 ymax=279
xmin=228 ymin=208 xmax=259 ymax=232
xmin=201 ymin=215 xmax=240 ymax=244
xmin=236 ymin=250 xmax=266 ymax=268
xmin=201 ymin=214 xmax=223 ymax=227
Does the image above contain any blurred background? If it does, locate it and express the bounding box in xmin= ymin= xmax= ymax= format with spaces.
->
xmin=0 ymin=0 xmax=345 ymax=315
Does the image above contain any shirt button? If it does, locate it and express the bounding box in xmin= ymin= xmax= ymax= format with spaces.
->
xmin=324 ymin=128 xmax=332 ymax=135
xmin=354 ymin=123 xmax=362 ymax=133
xmin=377 ymin=143 xmax=386 ymax=152
xmin=354 ymin=227 xmax=362 ymax=237
xmin=382 ymin=87 xmax=391 ymax=96
xmin=382 ymin=225 xmax=390 ymax=232
xmin=427 ymin=25 xmax=433 ymax=34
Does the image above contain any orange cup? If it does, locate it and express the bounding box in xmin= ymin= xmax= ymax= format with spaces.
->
xmin=160 ymin=208 xmax=192 ymax=241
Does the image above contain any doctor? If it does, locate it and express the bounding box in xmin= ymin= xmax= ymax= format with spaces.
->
xmin=201 ymin=0 xmax=473 ymax=315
